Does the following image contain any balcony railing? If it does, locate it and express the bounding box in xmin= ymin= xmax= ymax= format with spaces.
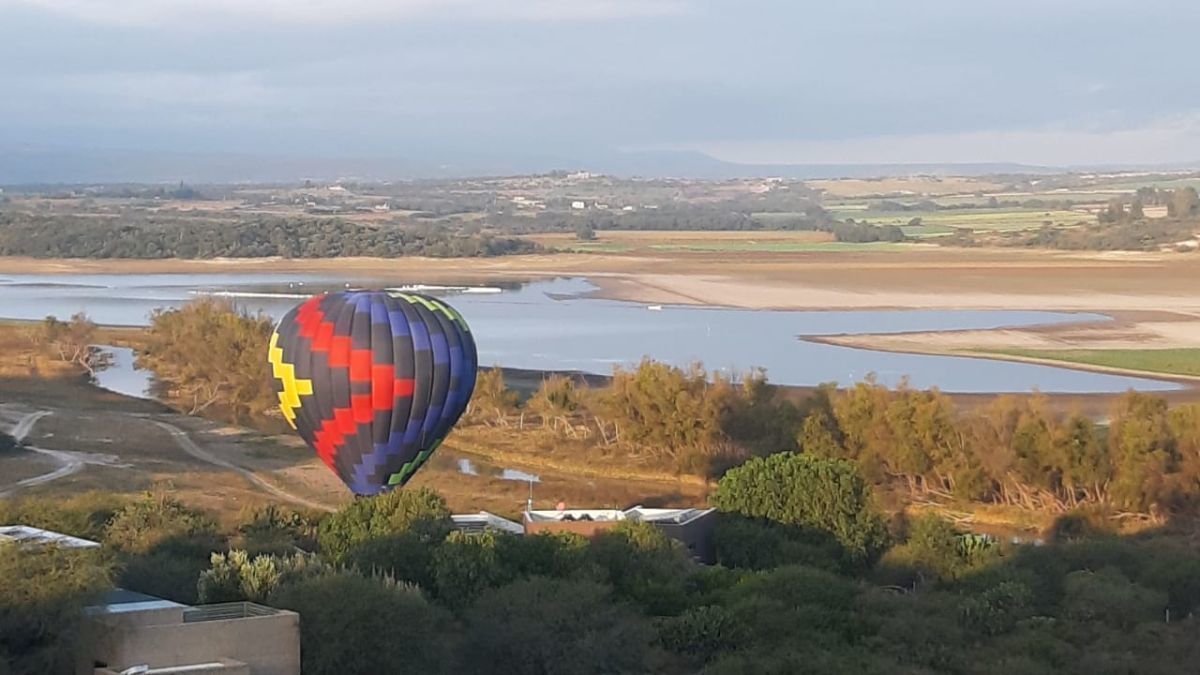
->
xmin=182 ymin=602 xmax=281 ymax=623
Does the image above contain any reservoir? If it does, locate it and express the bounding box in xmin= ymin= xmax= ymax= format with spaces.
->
xmin=0 ymin=273 xmax=1178 ymax=393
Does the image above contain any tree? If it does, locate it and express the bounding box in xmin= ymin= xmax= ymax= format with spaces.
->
xmin=575 ymin=223 xmax=597 ymax=241
xmin=0 ymin=546 xmax=112 ymax=675
xmin=461 ymin=577 xmax=653 ymax=675
xmin=37 ymin=313 xmax=109 ymax=375
xmin=1168 ymin=187 xmax=1199 ymax=219
xmin=317 ymin=488 xmax=451 ymax=564
xmin=589 ymin=521 xmax=692 ymax=615
xmin=104 ymin=493 xmax=219 ymax=557
xmin=466 ymin=368 xmax=519 ymax=426
xmin=198 ymin=550 xmax=331 ymax=604
xmin=270 ymin=573 xmax=455 ymax=675
xmin=712 ymin=453 xmax=889 ymax=565
xmin=432 ymin=531 xmax=507 ymax=611
xmin=138 ymin=299 xmax=275 ymax=418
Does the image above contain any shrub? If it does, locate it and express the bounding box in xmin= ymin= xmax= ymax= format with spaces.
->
xmin=270 ymin=573 xmax=454 ymax=675
xmin=461 ymin=577 xmax=652 ymax=675
xmin=317 ymin=488 xmax=452 ymax=564
xmin=712 ymin=453 xmax=889 ymax=565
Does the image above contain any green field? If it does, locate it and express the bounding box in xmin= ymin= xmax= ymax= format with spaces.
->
xmin=825 ymin=208 xmax=1090 ymax=238
xmin=983 ymin=348 xmax=1200 ymax=378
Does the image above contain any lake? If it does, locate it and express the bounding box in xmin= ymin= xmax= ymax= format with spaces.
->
xmin=0 ymin=272 xmax=1178 ymax=393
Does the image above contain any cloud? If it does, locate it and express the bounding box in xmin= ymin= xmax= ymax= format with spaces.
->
xmin=688 ymin=114 xmax=1200 ymax=167
xmin=4 ymin=0 xmax=685 ymax=26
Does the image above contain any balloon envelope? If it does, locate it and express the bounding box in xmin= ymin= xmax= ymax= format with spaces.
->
xmin=268 ymin=291 xmax=477 ymax=495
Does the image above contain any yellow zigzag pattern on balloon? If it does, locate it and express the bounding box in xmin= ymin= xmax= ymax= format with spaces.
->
xmin=268 ymin=332 xmax=313 ymax=429
xmin=391 ymin=292 xmax=471 ymax=332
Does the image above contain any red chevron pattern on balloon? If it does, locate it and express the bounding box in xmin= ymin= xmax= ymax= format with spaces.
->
xmin=268 ymin=290 xmax=477 ymax=496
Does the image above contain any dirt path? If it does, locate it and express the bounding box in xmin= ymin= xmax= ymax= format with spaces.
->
xmin=0 ymin=403 xmax=333 ymax=510
xmin=0 ymin=410 xmax=84 ymax=496
xmin=149 ymin=418 xmax=333 ymax=512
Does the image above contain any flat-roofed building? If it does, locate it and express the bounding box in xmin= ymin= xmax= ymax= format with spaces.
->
xmin=80 ymin=592 xmax=300 ymax=675
xmin=451 ymin=511 xmax=525 ymax=536
xmin=523 ymin=506 xmax=717 ymax=563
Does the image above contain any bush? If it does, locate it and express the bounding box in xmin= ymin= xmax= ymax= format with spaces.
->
xmin=0 ymin=546 xmax=112 ymax=675
xmin=104 ymin=493 xmax=220 ymax=556
xmin=119 ymin=551 xmax=209 ymax=604
xmin=1061 ymin=568 xmax=1167 ymax=629
xmin=461 ymin=577 xmax=653 ymax=675
xmin=270 ymin=573 xmax=454 ymax=675
xmin=725 ymin=565 xmax=860 ymax=647
xmin=0 ymin=492 xmax=129 ymax=543
xmin=342 ymin=532 xmax=440 ymax=590
xmin=657 ymin=605 xmax=742 ymax=665
xmin=494 ymin=531 xmax=592 ymax=581
xmin=878 ymin=515 xmax=1001 ymax=584
xmin=712 ymin=513 xmax=845 ymax=572
xmin=712 ymin=453 xmax=889 ymax=565
xmin=198 ymin=550 xmax=331 ymax=604
xmin=432 ymin=531 xmax=507 ymax=611
xmin=230 ymin=504 xmax=319 ymax=555
xmin=589 ymin=521 xmax=693 ymax=615
xmin=958 ymin=581 xmax=1035 ymax=636
xmin=317 ymin=488 xmax=452 ymax=564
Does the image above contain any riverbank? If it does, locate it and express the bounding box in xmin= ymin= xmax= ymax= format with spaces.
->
xmin=810 ymin=307 xmax=1200 ymax=393
xmin=7 ymin=247 xmax=1200 ymax=388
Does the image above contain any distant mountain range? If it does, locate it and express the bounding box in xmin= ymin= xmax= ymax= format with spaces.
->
xmin=0 ymin=144 xmax=1193 ymax=185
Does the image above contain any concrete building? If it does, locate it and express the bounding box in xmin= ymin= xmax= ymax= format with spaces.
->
xmin=80 ymin=592 xmax=300 ymax=675
xmin=451 ymin=511 xmax=525 ymax=535
xmin=1 ymin=525 xmax=299 ymax=674
xmin=523 ymin=506 xmax=717 ymax=563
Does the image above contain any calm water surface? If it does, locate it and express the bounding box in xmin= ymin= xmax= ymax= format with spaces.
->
xmin=0 ymin=272 xmax=1177 ymax=393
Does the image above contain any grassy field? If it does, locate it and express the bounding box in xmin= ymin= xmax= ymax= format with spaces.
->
xmin=983 ymin=348 xmax=1200 ymax=378
xmin=825 ymin=208 xmax=1090 ymax=238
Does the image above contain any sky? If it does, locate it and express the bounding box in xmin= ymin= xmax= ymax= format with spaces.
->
xmin=2 ymin=0 xmax=1199 ymax=169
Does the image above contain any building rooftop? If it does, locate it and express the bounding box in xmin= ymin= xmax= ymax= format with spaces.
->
xmin=523 ymin=509 xmax=625 ymax=523
xmin=523 ymin=506 xmax=715 ymax=524
xmin=451 ymin=511 xmax=525 ymax=535
xmin=0 ymin=524 xmax=101 ymax=549
xmin=626 ymin=507 xmax=716 ymax=525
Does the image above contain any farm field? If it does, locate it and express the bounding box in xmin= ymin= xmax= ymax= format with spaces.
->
xmin=826 ymin=207 xmax=1089 ymax=238
xmin=982 ymin=348 xmax=1200 ymax=379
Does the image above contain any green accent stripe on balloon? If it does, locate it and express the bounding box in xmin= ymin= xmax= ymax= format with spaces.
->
xmin=387 ymin=440 xmax=442 ymax=486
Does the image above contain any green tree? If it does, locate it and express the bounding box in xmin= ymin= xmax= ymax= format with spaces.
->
xmin=0 ymin=546 xmax=112 ymax=675
xmin=461 ymin=577 xmax=653 ymax=675
xmin=589 ymin=521 xmax=692 ymax=615
xmin=104 ymin=493 xmax=219 ymax=557
xmin=432 ymin=531 xmax=507 ymax=611
xmin=575 ymin=223 xmax=597 ymax=241
xmin=317 ymin=488 xmax=452 ymax=564
xmin=712 ymin=453 xmax=889 ymax=564
xmin=270 ymin=573 xmax=455 ymax=675
xmin=198 ymin=550 xmax=331 ymax=604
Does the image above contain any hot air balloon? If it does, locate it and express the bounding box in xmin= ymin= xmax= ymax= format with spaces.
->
xmin=268 ymin=290 xmax=477 ymax=496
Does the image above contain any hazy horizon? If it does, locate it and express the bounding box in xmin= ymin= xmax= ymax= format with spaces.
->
xmin=3 ymin=0 xmax=1200 ymax=180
